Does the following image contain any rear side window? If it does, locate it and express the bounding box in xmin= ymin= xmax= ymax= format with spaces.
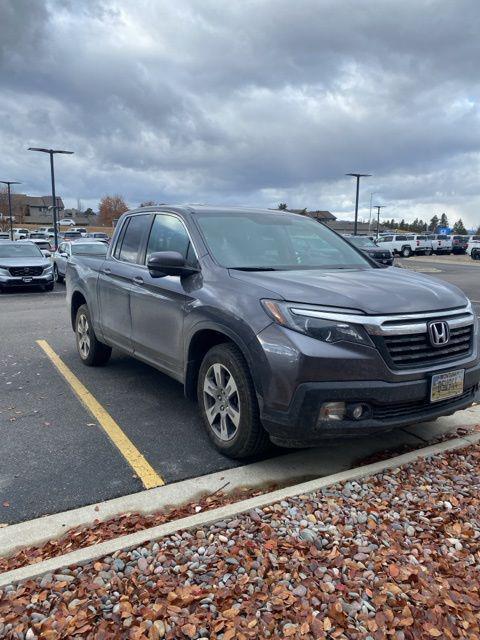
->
xmin=417 ymin=235 xmax=426 ymax=240
xmin=116 ymin=215 xmax=150 ymax=263
xmin=395 ymin=235 xmax=407 ymax=241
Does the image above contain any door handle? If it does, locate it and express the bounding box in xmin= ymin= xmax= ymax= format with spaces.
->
xmin=133 ymin=276 xmax=144 ymax=285
xmin=103 ymin=268 xmax=111 ymax=275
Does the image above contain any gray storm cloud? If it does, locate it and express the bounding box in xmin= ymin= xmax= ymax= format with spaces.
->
xmin=0 ymin=0 xmax=479 ymax=226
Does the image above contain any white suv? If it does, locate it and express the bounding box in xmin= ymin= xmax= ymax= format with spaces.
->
xmin=12 ymin=227 xmax=30 ymax=240
xmin=376 ymin=234 xmax=417 ymax=257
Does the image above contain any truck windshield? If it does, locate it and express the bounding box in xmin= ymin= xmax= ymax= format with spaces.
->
xmin=0 ymin=244 xmax=43 ymax=258
xmin=195 ymin=212 xmax=371 ymax=270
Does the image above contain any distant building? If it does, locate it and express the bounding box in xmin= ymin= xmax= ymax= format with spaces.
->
xmin=0 ymin=194 xmax=65 ymax=224
xmin=288 ymin=209 xmax=337 ymax=223
xmin=327 ymin=220 xmax=386 ymax=235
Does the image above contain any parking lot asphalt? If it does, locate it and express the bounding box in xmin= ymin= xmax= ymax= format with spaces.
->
xmin=1 ymin=256 xmax=479 ymax=525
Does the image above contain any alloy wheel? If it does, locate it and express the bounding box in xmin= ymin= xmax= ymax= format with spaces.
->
xmin=203 ymin=363 xmax=241 ymax=441
xmin=77 ymin=313 xmax=91 ymax=359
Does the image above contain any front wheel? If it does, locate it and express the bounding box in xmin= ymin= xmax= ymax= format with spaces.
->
xmin=401 ymin=246 xmax=411 ymax=258
xmin=75 ymin=304 xmax=112 ymax=366
xmin=44 ymin=283 xmax=54 ymax=292
xmin=197 ymin=343 xmax=269 ymax=458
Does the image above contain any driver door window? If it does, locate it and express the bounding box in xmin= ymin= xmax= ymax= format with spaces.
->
xmin=145 ymin=214 xmax=195 ymax=265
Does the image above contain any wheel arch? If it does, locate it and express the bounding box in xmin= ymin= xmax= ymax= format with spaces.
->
xmin=184 ymin=325 xmax=263 ymax=402
xmin=70 ymin=290 xmax=87 ymax=330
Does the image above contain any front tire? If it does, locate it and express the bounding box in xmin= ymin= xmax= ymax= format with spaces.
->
xmin=401 ymin=246 xmax=411 ymax=257
xmin=75 ymin=304 xmax=112 ymax=366
xmin=197 ymin=343 xmax=269 ymax=458
xmin=44 ymin=283 xmax=54 ymax=292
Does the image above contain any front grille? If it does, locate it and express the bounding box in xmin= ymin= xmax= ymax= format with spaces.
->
xmin=9 ymin=266 xmax=44 ymax=277
xmin=372 ymin=387 xmax=475 ymax=420
xmin=378 ymin=324 xmax=473 ymax=368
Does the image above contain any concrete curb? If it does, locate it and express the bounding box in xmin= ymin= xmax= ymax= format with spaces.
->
xmin=2 ymin=405 xmax=479 ymax=559
xmin=1 ymin=429 xmax=479 ymax=587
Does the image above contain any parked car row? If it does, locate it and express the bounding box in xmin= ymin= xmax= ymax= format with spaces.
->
xmin=0 ymin=236 xmax=109 ymax=292
xmin=375 ymin=233 xmax=480 ymax=257
xmin=0 ymin=227 xmax=111 ymax=249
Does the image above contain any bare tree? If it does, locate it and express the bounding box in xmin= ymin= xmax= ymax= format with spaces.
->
xmin=98 ymin=195 xmax=129 ymax=226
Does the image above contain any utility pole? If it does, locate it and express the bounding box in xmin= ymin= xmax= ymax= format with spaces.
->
xmin=368 ymin=192 xmax=377 ymax=234
xmin=0 ymin=180 xmax=22 ymax=241
xmin=374 ymin=205 xmax=386 ymax=239
xmin=28 ymin=147 xmax=74 ymax=249
xmin=346 ymin=173 xmax=372 ymax=235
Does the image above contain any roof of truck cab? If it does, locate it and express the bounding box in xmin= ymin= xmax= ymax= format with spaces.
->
xmin=124 ymin=204 xmax=303 ymax=217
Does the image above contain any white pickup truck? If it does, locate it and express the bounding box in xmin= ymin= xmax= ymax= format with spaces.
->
xmin=428 ymin=234 xmax=452 ymax=254
xmin=466 ymin=238 xmax=480 ymax=260
xmin=376 ymin=234 xmax=418 ymax=257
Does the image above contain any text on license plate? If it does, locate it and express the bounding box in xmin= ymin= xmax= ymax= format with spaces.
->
xmin=22 ymin=277 xmax=33 ymax=283
xmin=430 ymin=369 xmax=464 ymax=403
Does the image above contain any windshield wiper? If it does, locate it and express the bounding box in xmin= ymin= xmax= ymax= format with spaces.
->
xmin=230 ymin=266 xmax=279 ymax=271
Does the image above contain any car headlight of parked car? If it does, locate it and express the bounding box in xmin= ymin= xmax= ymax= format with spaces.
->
xmin=43 ymin=265 xmax=53 ymax=274
xmin=261 ymin=300 xmax=373 ymax=346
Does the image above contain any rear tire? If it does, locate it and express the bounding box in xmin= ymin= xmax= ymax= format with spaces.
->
xmin=54 ymin=264 xmax=64 ymax=283
xmin=197 ymin=343 xmax=269 ymax=459
xmin=75 ymin=304 xmax=112 ymax=366
xmin=401 ymin=246 xmax=411 ymax=258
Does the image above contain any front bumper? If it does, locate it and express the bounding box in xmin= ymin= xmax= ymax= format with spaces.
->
xmin=261 ymin=365 xmax=480 ymax=446
xmin=253 ymin=323 xmax=480 ymax=446
xmin=0 ymin=274 xmax=53 ymax=288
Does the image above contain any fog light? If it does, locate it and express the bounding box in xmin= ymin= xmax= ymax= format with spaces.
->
xmin=351 ymin=404 xmax=364 ymax=420
xmin=318 ymin=402 xmax=346 ymax=422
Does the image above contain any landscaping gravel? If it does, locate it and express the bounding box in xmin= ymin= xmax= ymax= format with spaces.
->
xmin=1 ymin=444 xmax=480 ymax=639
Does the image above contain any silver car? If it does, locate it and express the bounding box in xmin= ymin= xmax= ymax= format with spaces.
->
xmin=53 ymin=240 xmax=108 ymax=283
xmin=0 ymin=241 xmax=54 ymax=291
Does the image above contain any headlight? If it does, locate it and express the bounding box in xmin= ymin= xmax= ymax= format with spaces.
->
xmin=43 ymin=265 xmax=53 ymax=273
xmin=0 ymin=267 xmax=9 ymax=276
xmin=261 ymin=300 xmax=372 ymax=346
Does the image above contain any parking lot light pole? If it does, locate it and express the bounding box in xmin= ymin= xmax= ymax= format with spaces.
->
xmin=346 ymin=173 xmax=372 ymax=235
xmin=28 ymin=147 xmax=74 ymax=249
xmin=374 ymin=204 xmax=385 ymax=239
xmin=0 ymin=180 xmax=22 ymax=241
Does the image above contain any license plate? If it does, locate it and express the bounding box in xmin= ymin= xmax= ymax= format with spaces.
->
xmin=430 ymin=369 xmax=464 ymax=403
xmin=22 ymin=277 xmax=33 ymax=283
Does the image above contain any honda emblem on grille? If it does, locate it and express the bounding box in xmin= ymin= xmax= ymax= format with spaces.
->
xmin=428 ymin=321 xmax=450 ymax=347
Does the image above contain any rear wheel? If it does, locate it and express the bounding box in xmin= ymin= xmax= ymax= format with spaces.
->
xmin=75 ymin=304 xmax=112 ymax=366
xmin=54 ymin=264 xmax=64 ymax=283
xmin=401 ymin=246 xmax=411 ymax=257
xmin=197 ymin=343 xmax=269 ymax=458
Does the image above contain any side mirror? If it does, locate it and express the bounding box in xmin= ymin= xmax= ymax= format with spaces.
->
xmin=147 ymin=251 xmax=199 ymax=278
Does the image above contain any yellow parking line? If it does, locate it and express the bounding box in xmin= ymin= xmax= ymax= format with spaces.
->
xmin=36 ymin=339 xmax=164 ymax=489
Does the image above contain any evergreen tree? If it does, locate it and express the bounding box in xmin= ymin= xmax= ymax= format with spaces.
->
xmin=440 ymin=213 xmax=449 ymax=228
xmin=277 ymin=203 xmax=288 ymax=211
xmin=452 ymin=219 xmax=467 ymax=234
xmin=429 ymin=215 xmax=439 ymax=231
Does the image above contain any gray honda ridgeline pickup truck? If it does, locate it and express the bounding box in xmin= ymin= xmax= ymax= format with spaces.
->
xmin=66 ymin=206 xmax=479 ymax=458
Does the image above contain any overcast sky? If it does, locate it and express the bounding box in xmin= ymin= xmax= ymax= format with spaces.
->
xmin=1 ymin=0 xmax=480 ymax=227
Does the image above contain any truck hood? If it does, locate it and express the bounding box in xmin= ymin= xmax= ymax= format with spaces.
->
xmin=0 ymin=257 xmax=50 ymax=268
xmin=230 ymin=266 xmax=468 ymax=315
